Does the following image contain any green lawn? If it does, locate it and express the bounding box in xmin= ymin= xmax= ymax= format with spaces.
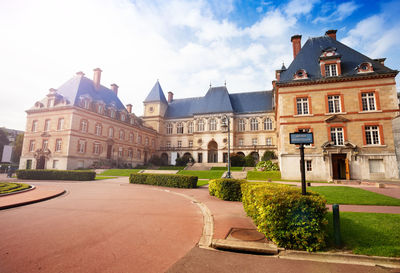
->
xmin=247 ymin=171 xmax=281 ymax=181
xmin=210 ymin=167 xmax=244 ymax=171
xmin=0 ymin=182 xmax=31 ymax=194
xmin=309 ymin=186 xmax=400 ymax=206
xmin=197 ymin=180 xmax=209 ymax=186
xmin=326 ymin=212 xmax=400 ymax=257
xmin=158 ymin=166 xmax=186 ymax=170
xmin=177 ymin=170 xmax=224 ymax=179
xmin=95 ymin=176 xmax=118 ymax=180
xmin=99 ymin=169 xmax=142 ymax=176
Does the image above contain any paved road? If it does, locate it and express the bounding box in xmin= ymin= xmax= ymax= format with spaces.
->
xmin=0 ymin=178 xmax=203 ymax=273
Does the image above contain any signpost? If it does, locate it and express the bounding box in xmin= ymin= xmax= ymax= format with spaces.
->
xmin=290 ymin=132 xmax=314 ymax=195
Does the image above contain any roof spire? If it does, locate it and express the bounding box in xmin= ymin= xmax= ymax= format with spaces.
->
xmin=209 ymin=81 xmax=212 ymax=88
xmin=281 ymin=62 xmax=287 ymax=70
xmin=224 ymin=80 xmax=226 ymax=86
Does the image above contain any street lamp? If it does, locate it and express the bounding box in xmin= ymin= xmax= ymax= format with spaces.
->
xmin=221 ymin=115 xmax=231 ymax=178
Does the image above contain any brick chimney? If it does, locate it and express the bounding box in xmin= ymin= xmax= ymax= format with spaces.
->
xmin=325 ymin=30 xmax=337 ymax=40
xmin=76 ymin=71 xmax=85 ymax=77
xmin=168 ymin=91 xmax=174 ymax=103
xmin=110 ymin=83 xmax=119 ymax=96
xmin=373 ymin=58 xmax=386 ymax=66
xmin=126 ymin=104 xmax=132 ymax=113
xmin=291 ymin=35 xmax=302 ymax=60
xmin=93 ymin=68 xmax=102 ymax=89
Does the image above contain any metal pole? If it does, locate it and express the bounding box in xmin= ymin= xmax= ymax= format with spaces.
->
xmin=300 ymin=144 xmax=306 ymax=195
xmin=332 ymin=204 xmax=341 ymax=247
xmin=227 ymin=116 xmax=231 ymax=178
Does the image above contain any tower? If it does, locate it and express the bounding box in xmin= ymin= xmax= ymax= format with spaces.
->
xmin=142 ymin=80 xmax=168 ymax=133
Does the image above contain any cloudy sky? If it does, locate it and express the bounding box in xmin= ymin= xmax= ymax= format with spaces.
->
xmin=1 ymin=0 xmax=399 ymax=131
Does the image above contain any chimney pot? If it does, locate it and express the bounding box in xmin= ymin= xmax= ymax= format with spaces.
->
xmin=290 ymin=35 xmax=302 ymax=60
xmin=93 ymin=68 xmax=102 ymax=89
xmin=110 ymin=83 xmax=119 ymax=96
xmin=325 ymin=29 xmax=337 ymax=40
xmin=168 ymin=91 xmax=174 ymax=103
xmin=126 ymin=104 xmax=132 ymax=113
xmin=76 ymin=71 xmax=85 ymax=77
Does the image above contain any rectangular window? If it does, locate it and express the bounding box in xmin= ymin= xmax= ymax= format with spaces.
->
xmin=166 ymin=124 xmax=173 ymax=134
xmin=129 ymin=133 xmax=134 ymax=142
xmin=29 ymin=140 xmax=35 ymax=152
xmin=177 ymin=141 xmax=182 ymax=148
xmin=239 ymin=138 xmax=244 ymax=146
xmin=238 ymin=119 xmax=245 ymax=131
xmin=57 ymin=118 xmax=64 ymax=130
xmin=52 ymin=160 xmax=59 ymax=169
xmin=138 ymin=135 xmax=142 ymax=144
xmin=327 ymin=95 xmax=341 ymax=113
xmin=296 ymin=98 xmax=309 ymax=115
xmin=369 ymin=159 xmax=384 ymax=173
xmin=55 ymin=139 xmax=62 ymax=152
xmin=188 ymin=122 xmax=193 ymax=134
xmin=94 ymin=143 xmax=100 ymax=155
xmin=325 ymin=64 xmax=337 ymax=77
xmin=306 ymin=160 xmax=312 ymax=171
xmin=95 ymin=124 xmax=102 ymax=136
xmin=32 ymin=120 xmax=38 ymax=132
xmin=266 ymin=138 xmax=272 ymax=146
xmin=330 ymin=127 xmax=344 ymax=146
xmin=361 ymin=92 xmax=376 ymax=111
xmin=42 ymin=139 xmax=48 ymax=150
xmin=118 ymin=147 xmax=123 ymax=157
xmin=197 ymin=120 xmax=204 ymax=132
xmin=166 ymin=141 xmax=171 ymax=148
xmin=152 ymin=139 xmax=155 ymax=148
xmin=252 ymin=138 xmax=257 ymax=145
xmin=188 ymin=140 xmax=193 ymax=148
xmin=78 ymin=140 xmax=86 ymax=153
xmin=44 ymin=119 xmax=50 ymax=132
xmin=145 ymin=137 xmax=149 ymax=146
xmin=365 ymin=126 xmax=380 ymax=145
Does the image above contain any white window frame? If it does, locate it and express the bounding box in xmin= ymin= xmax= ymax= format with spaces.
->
xmin=250 ymin=118 xmax=258 ymax=131
xmin=188 ymin=122 xmax=193 ymax=134
xmin=328 ymin=95 xmax=341 ymax=113
xmin=177 ymin=123 xmax=184 ymax=134
xmin=330 ymin=127 xmax=344 ymax=146
xmin=29 ymin=140 xmax=35 ymax=152
xmin=197 ymin=119 xmax=204 ymax=132
xmin=239 ymin=138 xmax=244 ymax=146
xmin=119 ymin=130 xmax=125 ymax=140
xmin=306 ymin=160 xmax=312 ymax=171
xmin=108 ymin=127 xmax=114 ymax=138
xmin=57 ymin=118 xmax=64 ymax=131
xmin=94 ymin=143 xmax=101 ymax=155
xmin=264 ymin=118 xmax=272 ymax=130
xmin=42 ymin=139 xmax=48 ymax=150
xmin=361 ymin=92 xmax=376 ymax=111
xmin=81 ymin=120 xmax=88 ymax=133
xmin=266 ymin=138 xmax=272 ymax=146
xmin=325 ymin=64 xmax=337 ymax=77
xmin=32 ymin=120 xmax=38 ymax=132
xmin=44 ymin=119 xmax=50 ymax=132
xmin=177 ymin=140 xmax=182 ymax=148
xmin=188 ymin=140 xmax=193 ymax=148
xmin=238 ymin=119 xmax=245 ymax=131
xmin=209 ymin=119 xmax=217 ymax=131
xmin=296 ymin=98 xmax=309 ymax=115
xmin=252 ymin=138 xmax=257 ymax=145
xmin=365 ymin=126 xmax=380 ymax=145
xmin=55 ymin=139 xmax=62 ymax=152
xmin=78 ymin=140 xmax=86 ymax=153
xmin=95 ymin=124 xmax=102 ymax=136
xmin=166 ymin=123 xmax=173 ymax=135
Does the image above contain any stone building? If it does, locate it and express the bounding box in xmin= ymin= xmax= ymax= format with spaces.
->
xmin=142 ymin=82 xmax=277 ymax=165
xmin=275 ymin=30 xmax=399 ymax=181
xmin=20 ymin=69 xmax=157 ymax=170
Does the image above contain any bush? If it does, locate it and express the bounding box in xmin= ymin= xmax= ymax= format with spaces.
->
xmin=16 ymin=169 xmax=96 ymax=181
xmin=241 ymin=183 xmax=328 ymax=251
xmin=208 ymin=178 xmax=246 ymax=201
xmin=130 ymin=173 xmax=197 ymax=188
xmin=148 ymin=155 xmax=163 ymax=166
xmin=261 ymin=150 xmax=277 ymax=161
xmin=256 ymin=160 xmax=280 ymax=171
xmin=244 ymin=154 xmax=256 ymax=167
xmin=230 ymin=153 xmax=245 ymax=167
xmin=175 ymin=154 xmax=194 ymax=166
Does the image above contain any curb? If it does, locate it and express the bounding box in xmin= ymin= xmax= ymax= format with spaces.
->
xmin=0 ymin=189 xmax=66 ymax=210
xmin=0 ymin=185 xmax=36 ymax=197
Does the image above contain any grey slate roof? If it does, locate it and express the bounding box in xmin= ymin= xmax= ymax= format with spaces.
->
xmin=55 ymin=75 xmax=126 ymax=111
xmin=164 ymin=86 xmax=273 ymax=119
xmin=144 ymin=81 xmax=167 ymax=103
xmin=279 ymin=35 xmax=397 ymax=83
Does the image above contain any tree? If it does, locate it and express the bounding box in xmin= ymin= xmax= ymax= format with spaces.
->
xmin=11 ymin=133 xmax=24 ymax=164
xmin=230 ymin=153 xmax=245 ymax=167
xmin=0 ymin=129 xmax=9 ymax=162
xmin=261 ymin=150 xmax=277 ymax=161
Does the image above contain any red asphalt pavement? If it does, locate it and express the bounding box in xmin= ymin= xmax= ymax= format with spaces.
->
xmin=0 ymin=178 xmax=203 ymax=273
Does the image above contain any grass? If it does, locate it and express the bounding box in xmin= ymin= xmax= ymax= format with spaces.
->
xmin=210 ymin=167 xmax=244 ymax=171
xmin=95 ymin=176 xmax=118 ymax=180
xmin=197 ymin=180 xmax=209 ymax=186
xmin=177 ymin=170 xmax=224 ymax=179
xmin=99 ymin=169 xmax=142 ymax=176
xmin=158 ymin=166 xmax=186 ymax=170
xmin=0 ymin=182 xmax=31 ymax=194
xmin=309 ymin=186 xmax=400 ymax=206
xmin=247 ymin=171 xmax=281 ymax=181
xmin=326 ymin=212 xmax=400 ymax=257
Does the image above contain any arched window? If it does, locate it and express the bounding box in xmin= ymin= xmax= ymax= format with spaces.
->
xmin=238 ymin=119 xmax=245 ymax=131
xmin=209 ymin=119 xmax=216 ymax=131
xmin=95 ymin=123 xmax=102 ymax=136
xmin=108 ymin=127 xmax=114 ymax=138
xmin=166 ymin=123 xmax=173 ymax=134
xmin=177 ymin=123 xmax=184 ymax=134
xmin=80 ymin=120 xmax=88 ymax=133
xmin=121 ymin=113 xmax=126 ymax=121
xmin=188 ymin=122 xmax=193 ymax=134
xmin=263 ymin=118 xmax=272 ymax=130
xmin=250 ymin=118 xmax=258 ymax=131
xmin=197 ymin=119 xmax=204 ymax=131
xmin=119 ymin=130 xmax=125 ymax=140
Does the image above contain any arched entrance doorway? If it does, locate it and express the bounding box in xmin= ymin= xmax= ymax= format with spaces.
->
xmin=161 ymin=153 xmax=169 ymax=165
xmin=208 ymin=141 xmax=218 ymax=163
xmin=237 ymin=152 xmax=245 ymax=157
xmin=36 ymin=156 xmax=46 ymax=169
xmin=250 ymin=151 xmax=259 ymax=162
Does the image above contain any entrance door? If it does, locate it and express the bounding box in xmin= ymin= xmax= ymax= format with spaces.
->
xmin=208 ymin=141 xmax=218 ymax=163
xmin=198 ymin=153 xmax=203 ymax=163
xmin=107 ymin=145 xmax=112 ymax=159
xmin=36 ymin=156 xmax=46 ymax=169
xmin=332 ymin=154 xmax=347 ymax=179
xmin=144 ymin=151 xmax=148 ymax=164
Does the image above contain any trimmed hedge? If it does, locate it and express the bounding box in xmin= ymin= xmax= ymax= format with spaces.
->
xmin=241 ymin=183 xmax=328 ymax=251
xmin=129 ymin=173 xmax=197 ymax=188
xmin=209 ymin=178 xmax=246 ymax=201
xmin=16 ymin=169 xmax=96 ymax=181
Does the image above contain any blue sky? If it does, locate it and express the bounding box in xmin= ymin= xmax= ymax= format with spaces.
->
xmin=0 ymin=0 xmax=399 ymax=130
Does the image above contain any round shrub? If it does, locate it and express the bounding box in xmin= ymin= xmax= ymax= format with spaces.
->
xmin=256 ymin=160 xmax=280 ymax=171
xmin=208 ymin=178 xmax=246 ymax=201
xmin=261 ymin=150 xmax=277 ymax=161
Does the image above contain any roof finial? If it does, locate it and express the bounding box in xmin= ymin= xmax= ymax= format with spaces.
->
xmin=224 ymin=80 xmax=226 ymax=86
xmin=209 ymin=81 xmax=212 ymax=88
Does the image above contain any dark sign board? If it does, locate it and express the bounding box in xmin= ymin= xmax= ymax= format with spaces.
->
xmin=290 ymin=132 xmax=314 ymax=144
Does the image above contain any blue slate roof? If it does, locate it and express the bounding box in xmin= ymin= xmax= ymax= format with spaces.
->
xmin=164 ymin=86 xmax=273 ymax=118
xmin=279 ymin=35 xmax=397 ymax=84
xmin=56 ymin=75 xmax=126 ymax=111
xmin=144 ymin=81 xmax=168 ymax=103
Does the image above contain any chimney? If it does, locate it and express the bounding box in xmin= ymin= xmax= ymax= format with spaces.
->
xmin=168 ymin=91 xmax=174 ymax=103
xmin=373 ymin=58 xmax=386 ymax=66
xmin=325 ymin=29 xmax=337 ymax=40
xmin=93 ymin=68 xmax=102 ymax=89
xmin=110 ymin=83 xmax=119 ymax=96
xmin=126 ymin=104 xmax=132 ymax=113
xmin=291 ymin=35 xmax=302 ymax=60
xmin=76 ymin=71 xmax=85 ymax=77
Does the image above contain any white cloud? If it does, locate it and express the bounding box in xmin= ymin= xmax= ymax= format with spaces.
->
xmin=313 ymin=1 xmax=359 ymax=23
xmin=285 ymin=0 xmax=319 ymax=17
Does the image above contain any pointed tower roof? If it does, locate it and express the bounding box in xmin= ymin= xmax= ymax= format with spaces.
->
xmin=144 ymin=81 xmax=167 ymax=104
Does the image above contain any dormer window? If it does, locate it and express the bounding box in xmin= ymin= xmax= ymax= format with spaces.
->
xmin=320 ymin=47 xmax=341 ymax=77
xmin=293 ymin=69 xmax=308 ymax=80
xmin=357 ymin=62 xmax=374 ymax=73
xmin=121 ymin=114 xmax=126 ymax=121
xmin=325 ymin=64 xmax=337 ymax=77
